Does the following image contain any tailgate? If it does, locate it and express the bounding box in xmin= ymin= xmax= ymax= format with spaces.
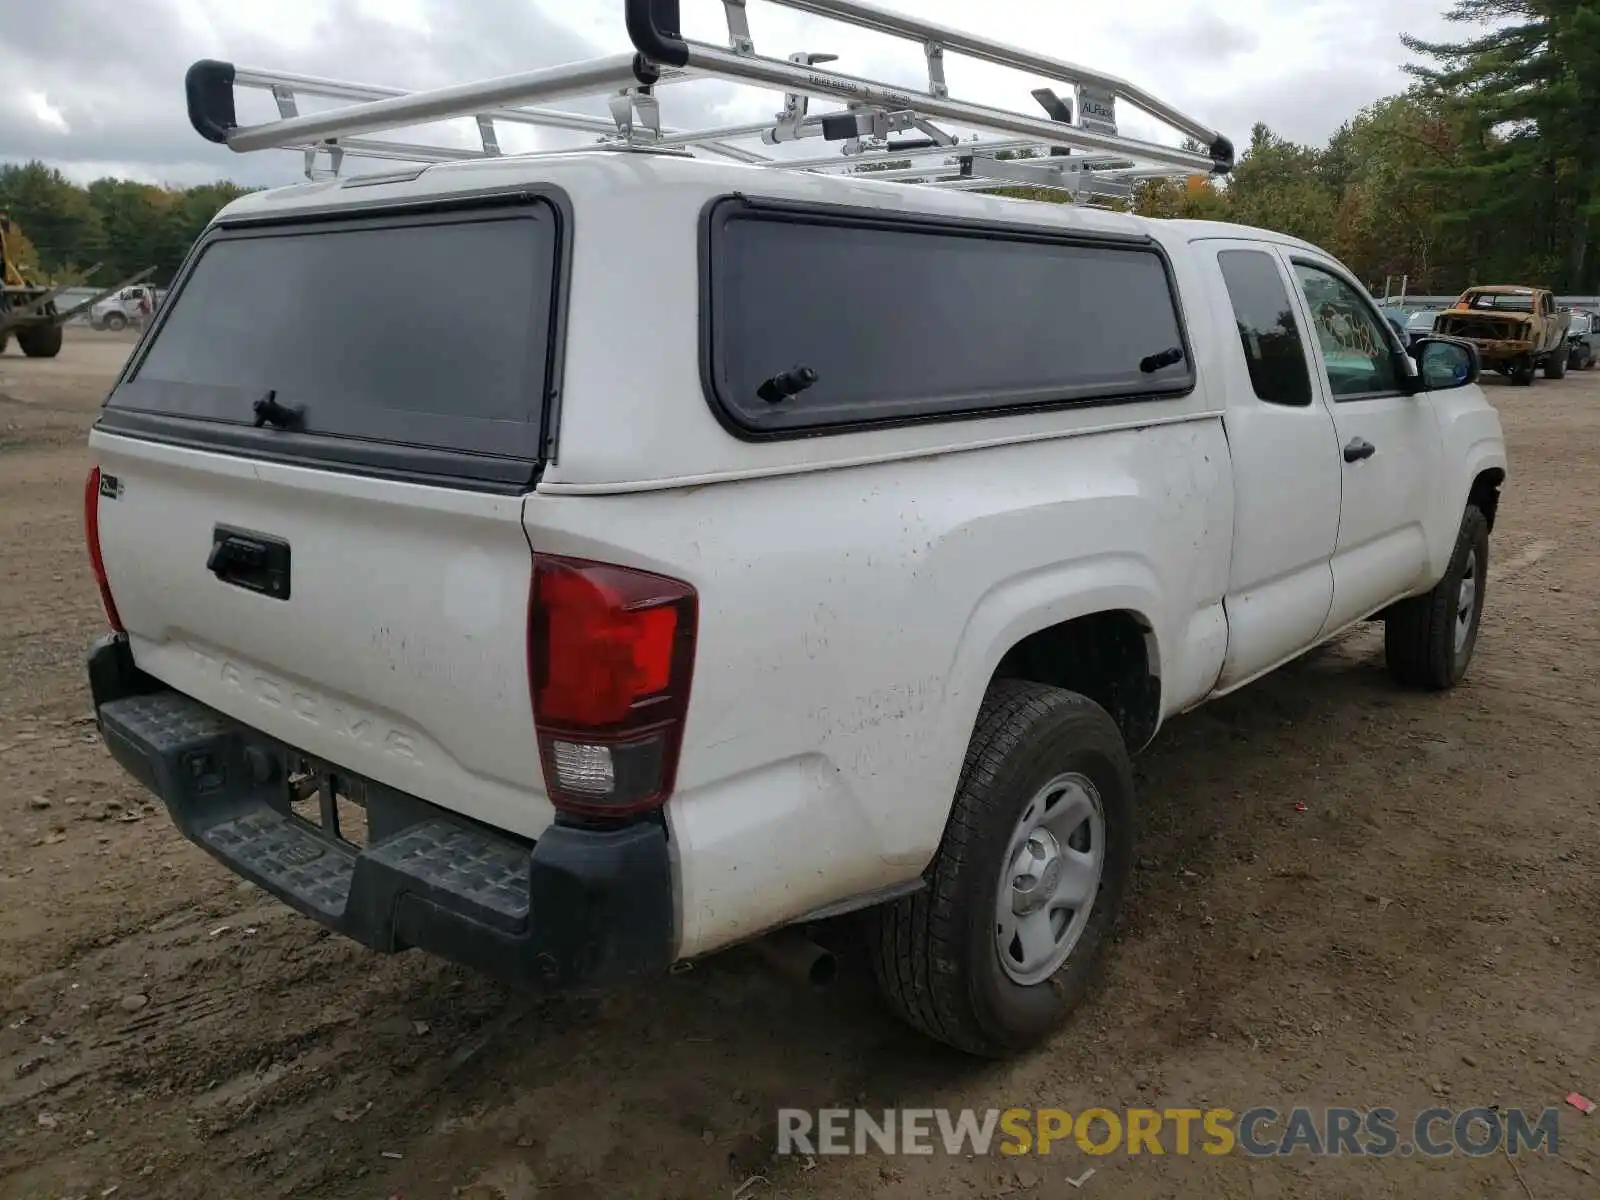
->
xmin=88 ymin=195 xmax=567 ymax=838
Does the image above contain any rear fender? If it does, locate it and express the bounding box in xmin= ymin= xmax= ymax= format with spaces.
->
xmin=931 ymin=557 xmax=1165 ymax=765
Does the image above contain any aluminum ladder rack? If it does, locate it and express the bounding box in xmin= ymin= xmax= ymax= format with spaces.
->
xmin=183 ymin=0 xmax=1234 ymax=202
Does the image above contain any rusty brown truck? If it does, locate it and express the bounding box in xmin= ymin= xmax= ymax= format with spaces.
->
xmin=1433 ymin=286 xmax=1572 ymax=386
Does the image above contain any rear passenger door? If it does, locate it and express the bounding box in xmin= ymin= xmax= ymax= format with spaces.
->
xmin=1202 ymin=240 xmax=1343 ymax=691
xmin=1285 ymin=256 xmax=1444 ymax=636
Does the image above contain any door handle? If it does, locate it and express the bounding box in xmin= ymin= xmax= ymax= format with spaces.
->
xmin=208 ymin=525 xmax=292 ymax=600
xmin=1343 ymin=437 xmax=1376 ymax=463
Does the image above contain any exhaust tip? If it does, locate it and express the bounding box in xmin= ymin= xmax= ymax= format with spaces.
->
xmin=807 ymin=948 xmax=839 ymax=987
xmin=750 ymin=926 xmax=839 ymax=989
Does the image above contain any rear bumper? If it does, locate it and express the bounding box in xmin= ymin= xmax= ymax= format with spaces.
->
xmin=87 ymin=633 xmax=675 ymax=991
xmin=1434 ymin=331 xmax=1538 ymax=362
xmin=1466 ymin=340 xmax=1537 ymax=363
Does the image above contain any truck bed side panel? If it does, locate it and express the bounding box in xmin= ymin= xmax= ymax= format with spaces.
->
xmin=523 ymin=419 xmax=1233 ymax=957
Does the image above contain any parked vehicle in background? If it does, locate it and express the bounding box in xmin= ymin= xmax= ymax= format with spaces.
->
xmin=1407 ymin=309 xmax=1445 ymax=341
xmin=91 ymin=284 xmax=158 ymax=331
xmin=1378 ymin=307 xmax=1445 ymax=352
xmin=0 ymin=212 xmax=66 ymax=358
xmin=1378 ymin=306 xmax=1410 ymax=345
xmin=1567 ymin=310 xmax=1596 ymax=371
xmin=1433 ymin=285 xmax=1572 ymax=385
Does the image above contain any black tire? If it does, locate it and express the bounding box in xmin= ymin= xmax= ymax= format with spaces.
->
xmin=1583 ymin=349 xmax=1596 ymax=371
xmin=103 ymin=312 xmax=127 ymax=332
xmin=1510 ymin=357 xmax=1536 ymax=386
xmin=1384 ymin=504 xmax=1489 ymax=690
xmin=0 ymin=332 xmax=8 ymax=355
xmin=16 ymin=323 xmax=63 ymax=359
xmin=1544 ymin=349 xmax=1568 ymax=379
xmin=865 ymin=679 xmax=1135 ymax=1058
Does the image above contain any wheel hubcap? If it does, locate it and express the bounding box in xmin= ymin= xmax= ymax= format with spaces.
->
xmin=995 ymin=773 xmax=1106 ymax=986
xmin=1455 ymin=548 xmax=1478 ymax=656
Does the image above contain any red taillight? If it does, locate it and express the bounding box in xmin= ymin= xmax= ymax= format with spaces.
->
xmin=528 ymin=555 xmax=697 ymax=819
xmin=84 ymin=466 xmax=125 ymax=633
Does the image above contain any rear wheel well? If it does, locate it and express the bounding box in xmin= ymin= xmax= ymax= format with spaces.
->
xmin=1469 ymin=468 xmax=1504 ymax=533
xmin=992 ymin=611 xmax=1159 ymax=752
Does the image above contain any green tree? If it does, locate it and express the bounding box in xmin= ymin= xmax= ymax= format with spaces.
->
xmin=1403 ymin=0 xmax=1600 ymax=290
xmin=0 ymin=162 xmax=107 ymax=279
xmin=1320 ymin=95 xmax=1478 ymax=292
xmin=1222 ymin=124 xmax=1340 ymax=249
xmin=0 ymin=162 xmax=254 ymax=287
xmin=87 ymin=178 xmax=174 ymax=283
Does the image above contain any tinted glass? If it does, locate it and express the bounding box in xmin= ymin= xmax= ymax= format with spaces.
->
xmin=707 ymin=211 xmax=1193 ymax=434
xmin=1217 ymin=250 xmax=1312 ymax=406
xmin=114 ymin=208 xmax=557 ymax=460
xmin=1293 ymin=263 xmax=1402 ymax=398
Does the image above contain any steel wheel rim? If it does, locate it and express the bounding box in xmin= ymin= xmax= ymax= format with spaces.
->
xmin=1455 ymin=547 xmax=1478 ymax=656
xmin=994 ymin=772 xmax=1106 ymax=986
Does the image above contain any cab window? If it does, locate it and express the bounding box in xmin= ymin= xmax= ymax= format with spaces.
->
xmin=1293 ymin=263 xmax=1402 ymax=399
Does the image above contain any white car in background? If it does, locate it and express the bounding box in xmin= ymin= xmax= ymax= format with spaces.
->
xmin=90 ymin=285 xmax=158 ymax=331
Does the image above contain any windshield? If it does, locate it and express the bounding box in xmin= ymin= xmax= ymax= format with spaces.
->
xmin=1406 ymin=311 xmax=1439 ymax=330
xmin=1464 ymin=292 xmax=1534 ymax=312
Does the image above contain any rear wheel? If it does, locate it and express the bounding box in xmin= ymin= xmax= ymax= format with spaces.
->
xmin=16 ymin=323 xmax=63 ymax=359
xmin=1384 ymin=504 xmax=1489 ymax=690
xmin=865 ymin=679 xmax=1134 ymax=1058
xmin=1544 ymin=349 xmax=1568 ymax=379
xmin=103 ymin=312 xmax=128 ymax=332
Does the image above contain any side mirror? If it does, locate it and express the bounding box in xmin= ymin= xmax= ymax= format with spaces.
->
xmin=1412 ymin=337 xmax=1479 ymax=391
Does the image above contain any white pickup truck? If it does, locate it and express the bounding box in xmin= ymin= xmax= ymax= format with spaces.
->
xmin=84 ymin=14 xmax=1506 ymax=1059
xmin=89 ymin=284 xmax=157 ymax=332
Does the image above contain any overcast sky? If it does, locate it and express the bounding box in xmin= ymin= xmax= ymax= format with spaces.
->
xmin=0 ymin=0 xmax=1463 ymax=190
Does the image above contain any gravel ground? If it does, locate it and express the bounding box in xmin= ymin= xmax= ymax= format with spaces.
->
xmin=0 ymin=329 xmax=1596 ymax=1199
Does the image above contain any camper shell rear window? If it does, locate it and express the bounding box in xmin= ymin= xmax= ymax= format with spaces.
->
xmin=101 ymin=194 xmax=568 ymax=491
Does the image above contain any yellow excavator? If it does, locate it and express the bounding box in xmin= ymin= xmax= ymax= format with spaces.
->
xmin=0 ymin=211 xmax=156 ymax=357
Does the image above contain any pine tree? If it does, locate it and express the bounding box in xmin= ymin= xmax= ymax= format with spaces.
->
xmin=1402 ymin=0 xmax=1600 ymax=289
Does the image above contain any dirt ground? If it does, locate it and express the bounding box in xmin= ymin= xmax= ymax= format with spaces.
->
xmin=0 ymin=329 xmax=1596 ymax=1200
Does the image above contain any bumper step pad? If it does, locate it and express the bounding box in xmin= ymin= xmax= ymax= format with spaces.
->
xmin=89 ymin=672 xmax=675 ymax=989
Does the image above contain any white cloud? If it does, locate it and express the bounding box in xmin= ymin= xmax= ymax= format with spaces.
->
xmin=0 ymin=0 xmax=1466 ymax=189
xmin=24 ymin=92 xmax=71 ymax=136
